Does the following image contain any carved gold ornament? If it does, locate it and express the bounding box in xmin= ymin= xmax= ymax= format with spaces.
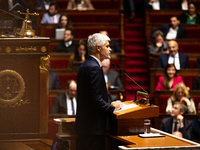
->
xmin=5 ymin=47 xmax=11 ymax=53
xmin=0 ymin=70 xmax=29 ymax=107
xmin=41 ymin=46 xmax=47 ymax=53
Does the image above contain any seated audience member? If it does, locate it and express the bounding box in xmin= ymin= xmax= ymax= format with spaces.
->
xmin=166 ymin=83 xmax=196 ymax=114
xmin=34 ymin=0 xmax=59 ymax=11
xmin=160 ymin=101 xmax=192 ymax=139
xmin=145 ymin=0 xmax=168 ymax=10
xmin=149 ymin=30 xmax=168 ymax=54
xmin=191 ymin=102 xmax=200 ymax=140
xmin=157 ymin=40 xmax=189 ymax=69
xmin=192 ymin=73 xmax=200 ymax=90
xmin=99 ymin=29 xmax=121 ymax=53
xmin=106 ymin=83 xmax=118 ymax=104
xmin=41 ymin=55 xmax=61 ymax=90
xmin=52 ymin=14 xmax=74 ymax=38
xmin=49 ymin=71 xmax=61 ymax=90
xmin=194 ymin=56 xmax=200 ymax=69
xmin=150 ymin=16 xmax=186 ymax=40
xmin=51 ymin=80 xmax=77 ymax=114
xmin=155 ymin=64 xmax=184 ymax=90
xmin=101 ymin=59 xmax=124 ymax=90
xmin=67 ymin=40 xmax=89 ymax=69
xmin=180 ymin=1 xmax=200 ymax=24
xmin=66 ymin=0 xmax=94 ymax=11
xmin=54 ymin=28 xmax=77 ymax=53
xmin=176 ymin=0 xmax=189 ymax=10
xmin=40 ymin=2 xmax=60 ymax=24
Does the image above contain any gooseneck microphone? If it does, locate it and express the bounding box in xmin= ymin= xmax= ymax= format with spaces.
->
xmin=116 ymin=64 xmax=152 ymax=106
xmin=112 ymin=63 xmax=137 ymax=101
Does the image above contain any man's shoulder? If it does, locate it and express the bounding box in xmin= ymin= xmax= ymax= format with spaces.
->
xmin=162 ymin=117 xmax=173 ymax=123
xmin=55 ymin=92 xmax=66 ymax=99
xmin=108 ymin=69 xmax=118 ymax=75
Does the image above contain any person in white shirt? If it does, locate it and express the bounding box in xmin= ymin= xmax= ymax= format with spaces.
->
xmin=51 ymin=80 xmax=77 ymax=115
xmin=157 ymin=40 xmax=190 ymax=69
xmin=150 ymin=16 xmax=186 ymax=40
xmin=40 ymin=2 xmax=61 ymax=24
xmin=146 ymin=0 xmax=168 ymax=10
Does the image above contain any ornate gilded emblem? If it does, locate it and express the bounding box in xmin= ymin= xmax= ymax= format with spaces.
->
xmin=41 ymin=46 xmax=47 ymax=53
xmin=5 ymin=47 xmax=11 ymax=53
xmin=0 ymin=70 xmax=29 ymax=107
xmin=40 ymin=55 xmax=50 ymax=71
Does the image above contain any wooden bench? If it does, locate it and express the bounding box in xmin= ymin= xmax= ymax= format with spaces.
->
xmin=146 ymin=23 xmax=200 ymax=40
xmin=148 ymin=53 xmax=198 ymax=69
xmin=40 ymin=23 xmax=121 ymax=38
xmin=150 ymin=69 xmax=200 ymax=95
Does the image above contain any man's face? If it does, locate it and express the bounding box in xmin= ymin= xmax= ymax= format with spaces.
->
xmin=168 ymin=41 xmax=178 ymax=56
xmin=64 ymin=30 xmax=73 ymax=42
xmin=101 ymin=60 xmax=110 ymax=75
xmin=99 ymin=40 xmax=112 ymax=61
xmin=48 ymin=5 xmax=57 ymax=16
xmin=66 ymin=82 xmax=77 ymax=98
xmin=171 ymin=104 xmax=181 ymax=117
xmin=170 ymin=17 xmax=179 ymax=28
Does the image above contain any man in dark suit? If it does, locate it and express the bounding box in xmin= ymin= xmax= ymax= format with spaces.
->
xmin=101 ymin=59 xmax=124 ymax=90
xmin=34 ymin=0 xmax=59 ymax=11
xmin=54 ymin=28 xmax=77 ymax=53
xmin=157 ymin=40 xmax=189 ymax=70
xmin=160 ymin=101 xmax=192 ymax=139
xmin=150 ymin=16 xmax=186 ymax=40
xmin=146 ymin=0 xmax=168 ymax=10
xmin=51 ymin=80 xmax=77 ymax=114
xmin=75 ymin=33 xmax=123 ymax=150
xmin=49 ymin=71 xmax=61 ymax=90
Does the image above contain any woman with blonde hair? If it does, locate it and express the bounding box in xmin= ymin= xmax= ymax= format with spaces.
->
xmin=166 ymin=83 xmax=196 ymax=114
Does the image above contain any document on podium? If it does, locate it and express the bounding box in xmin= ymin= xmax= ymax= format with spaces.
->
xmin=114 ymin=103 xmax=138 ymax=112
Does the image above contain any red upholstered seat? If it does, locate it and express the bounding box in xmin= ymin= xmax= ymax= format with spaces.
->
xmin=50 ymin=60 xmax=69 ymax=69
xmin=186 ymin=29 xmax=200 ymax=39
xmin=157 ymin=96 xmax=169 ymax=113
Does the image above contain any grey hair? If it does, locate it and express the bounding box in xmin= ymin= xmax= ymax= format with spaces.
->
xmin=87 ymin=33 xmax=110 ymax=54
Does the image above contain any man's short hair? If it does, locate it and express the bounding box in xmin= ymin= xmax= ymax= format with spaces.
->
xmin=170 ymin=15 xmax=180 ymax=21
xmin=66 ymin=80 xmax=76 ymax=89
xmin=174 ymin=101 xmax=187 ymax=113
xmin=65 ymin=28 xmax=75 ymax=36
xmin=49 ymin=2 xmax=59 ymax=10
xmin=87 ymin=33 xmax=110 ymax=54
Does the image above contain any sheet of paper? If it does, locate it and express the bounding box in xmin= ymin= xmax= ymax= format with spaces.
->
xmin=114 ymin=103 xmax=138 ymax=112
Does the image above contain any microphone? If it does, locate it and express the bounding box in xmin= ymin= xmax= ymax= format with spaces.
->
xmin=112 ymin=63 xmax=137 ymax=101
xmin=116 ymin=64 xmax=152 ymax=106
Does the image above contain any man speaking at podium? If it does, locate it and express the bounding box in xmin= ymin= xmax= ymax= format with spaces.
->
xmin=75 ymin=33 xmax=123 ymax=150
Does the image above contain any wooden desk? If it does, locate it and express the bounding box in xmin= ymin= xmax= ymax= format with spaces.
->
xmin=118 ymin=128 xmax=200 ymax=150
xmin=0 ymin=139 xmax=52 ymax=150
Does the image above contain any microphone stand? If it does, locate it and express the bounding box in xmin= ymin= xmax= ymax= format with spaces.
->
xmin=112 ymin=63 xmax=137 ymax=101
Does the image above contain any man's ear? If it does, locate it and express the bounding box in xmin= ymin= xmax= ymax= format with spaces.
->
xmin=96 ymin=45 xmax=101 ymax=52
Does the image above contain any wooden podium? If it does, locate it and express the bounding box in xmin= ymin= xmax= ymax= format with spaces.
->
xmin=0 ymin=37 xmax=50 ymax=140
xmin=54 ymin=101 xmax=159 ymax=149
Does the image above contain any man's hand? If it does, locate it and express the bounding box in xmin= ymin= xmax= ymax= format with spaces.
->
xmin=111 ymin=100 xmax=123 ymax=111
xmin=176 ymin=115 xmax=184 ymax=128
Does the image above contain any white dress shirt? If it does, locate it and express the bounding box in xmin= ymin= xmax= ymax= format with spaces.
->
xmin=172 ymin=118 xmax=180 ymax=133
xmin=149 ymin=1 xmax=160 ymax=10
xmin=66 ymin=94 xmax=77 ymax=115
xmin=65 ymin=40 xmax=72 ymax=47
xmin=168 ymin=53 xmax=180 ymax=70
xmin=166 ymin=27 xmax=179 ymax=40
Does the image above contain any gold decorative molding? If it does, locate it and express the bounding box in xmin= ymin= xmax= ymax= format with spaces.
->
xmin=0 ymin=69 xmax=29 ymax=107
xmin=5 ymin=47 xmax=11 ymax=53
xmin=15 ymin=46 xmax=37 ymax=52
xmin=40 ymin=55 xmax=50 ymax=71
xmin=41 ymin=46 xmax=47 ymax=53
